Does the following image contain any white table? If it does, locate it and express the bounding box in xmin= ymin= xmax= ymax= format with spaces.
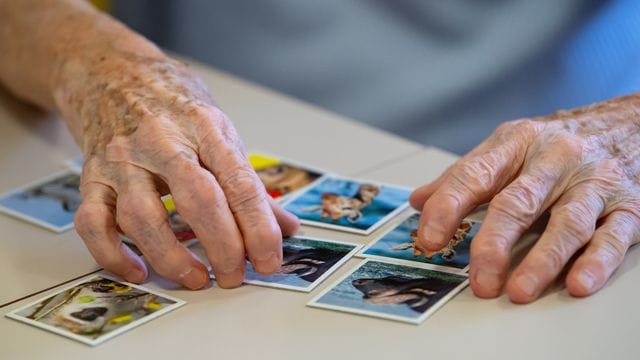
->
xmin=0 ymin=59 xmax=638 ymax=360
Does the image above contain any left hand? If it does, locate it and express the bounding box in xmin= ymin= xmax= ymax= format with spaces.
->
xmin=409 ymin=95 xmax=640 ymax=303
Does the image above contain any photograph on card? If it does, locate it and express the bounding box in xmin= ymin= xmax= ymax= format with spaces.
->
xmin=210 ymin=236 xmax=360 ymax=292
xmin=249 ymin=152 xmax=324 ymax=200
xmin=0 ymin=171 xmax=81 ymax=232
xmin=6 ymin=276 xmax=185 ymax=346
xmin=308 ymin=260 xmax=468 ymax=324
xmin=283 ymin=176 xmax=410 ymax=234
xmin=360 ymin=213 xmax=480 ymax=271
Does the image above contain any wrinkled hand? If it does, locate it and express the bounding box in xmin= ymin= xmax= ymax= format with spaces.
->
xmin=410 ymin=96 xmax=640 ymax=303
xmin=56 ymin=51 xmax=299 ymax=289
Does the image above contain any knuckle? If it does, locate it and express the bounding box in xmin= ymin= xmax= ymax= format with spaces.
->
xmin=475 ymin=229 xmax=511 ymax=257
xmin=512 ymin=119 xmax=538 ymax=134
xmin=176 ymin=169 xmax=231 ymax=217
xmin=582 ymin=160 xmax=627 ymax=197
xmin=195 ymin=108 xmax=240 ymax=149
xmin=191 ymin=104 xmax=227 ymax=131
xmin=491 ymin=184 xmax=540 ymax=227
xmin=601 ymin=158 xmax=626 ymax=180
xmin=496 ymin=119 xmax=538 ymax=139
xmin=551 ymin=202 xmax=595 ymax=241
xmin=116 ymin=195 xmax=165 ymax=233
xmin=164 ymin=149 xmax=199 ymax=172
xmin=448 ymin=164 xmax=490 ymax=199
xmin=495 ymin=119 xmax=522 ymax=134
xmin=537 ymin=243 xmax=568 ymax=271
xmin=74 ymin=201 xmax=111 ymax=240
xmin=218 ymin=166 xmax=266 ymax=211
xmin=596 ymin=234 xmax=627 ymax=266
xmin=73 ymin=204 xmax=92 ymax=236
xmin=550 ymin=133 xmax=584 ymax=162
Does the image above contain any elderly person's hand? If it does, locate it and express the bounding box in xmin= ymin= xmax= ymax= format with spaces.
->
xmin=410 ymin=96 xmax=640 ymax=303
xmin=69 ymin=54 xmax=300 ymax=290
xmin=0 ymin=0 xmax=299 ymax=290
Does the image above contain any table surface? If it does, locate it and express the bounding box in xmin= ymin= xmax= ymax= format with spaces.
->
xmin=1 ymin=59 xmax=638 ymax=360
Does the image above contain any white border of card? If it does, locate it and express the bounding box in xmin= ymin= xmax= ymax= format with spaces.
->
xmin=6 ymin=275 xmax=186 ymax=346
xmin=358 ymin=211 xmax=479 ymax=274
xmin=210 ymin=236 xmax=361 ymax=292
xmin=282 ymin=175 xmax=411 ymax=235
xmin=307 ymin=259 xmax=469 ymax=325
xmin=248 ymin=150 xmax=327 ymax=203
xmin=0 ymin=169 xmax=81 ymax=233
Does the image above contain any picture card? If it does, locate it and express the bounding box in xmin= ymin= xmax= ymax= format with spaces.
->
xmin=0 ymin=170 xmax=81 ymax=232
xmin=359 ymin=212 xmax=480 ymax=272
xmin=308 ymin=260 xmax=468 ymax=325
xmin=283 ymin=176 xmax=411 ymax=235
xmin=121 ymin=195 xmax=198 ymax=247
xmin=6 ymin=275 xmax=185 ymax=346
xmin=248 ymin=151 xmax=325 ymax=201
xmin=210 ymin=236 xmax=361 ymax=292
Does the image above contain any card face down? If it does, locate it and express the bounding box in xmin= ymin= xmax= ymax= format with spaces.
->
xmin=6 ymin=276 xmax=185 ymax=346
xmin=308 ymin=260 xmax=468 ymax=324
xmin=283 ymin=176 xmax=410 ymax=235
xmin=248 ymin=152 xmax=324 ymax=201
xmin=360 ymin=213 xmax=480 ymax=272
xmin=210 ymin=236 xmax=361 ymax=292
xmin=0 ymin=171 xmax=81 ymax=232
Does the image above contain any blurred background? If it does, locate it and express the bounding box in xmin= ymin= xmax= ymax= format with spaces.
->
xmin=104 ymin=0 xmax=640 ymax=154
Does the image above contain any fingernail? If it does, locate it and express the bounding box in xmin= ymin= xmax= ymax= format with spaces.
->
xmin=253 ymin=251 xmax=281 ymax=274
xmin=475 ymin=269 xmax=502 ymax=291
xmin=514 ymin=273 xmax=539 ymax=297
xmin=577 ymin=270 xmax=596 ymax=292
xmin=179 ymin=266 xmax=209 ymax=290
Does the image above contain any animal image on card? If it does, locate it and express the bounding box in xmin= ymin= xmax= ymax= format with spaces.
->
xmin=0 ymin=171 xmax=81 ymax=232
xmin=308 ymin=260 xmax=468 ymax=324
xmin=360 ymin=213 xmax=480 ymax=271
xmin=210 ymin=236 xmax=360 ymax=292
xmin=248 ymin=152 xmax=324 ymax=200
xmin=6 ymin=276 xmax=185 ymax=346
xmin=283 ymin=176 xmax=410 ymax=235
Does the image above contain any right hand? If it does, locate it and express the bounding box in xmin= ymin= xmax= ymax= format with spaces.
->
xmin=58 ymin=50 xmax=299 ymax=289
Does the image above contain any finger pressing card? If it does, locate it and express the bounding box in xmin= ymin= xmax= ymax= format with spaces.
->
xmin=359 ymin=212 xmax=480 ymax=272
xmin=210 ymin=236 xmax=361 ymax=292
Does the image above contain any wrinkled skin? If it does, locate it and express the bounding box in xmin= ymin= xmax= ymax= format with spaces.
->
xmin=2 ymin=0 xmax=639 ymax=302
xmin=58 ymin=51 xmax=299 ymax=290
xmin=0 ymin=0 xmax=300 ymax=291
xmin=411 ymin=96 xmax=640 ymax=303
